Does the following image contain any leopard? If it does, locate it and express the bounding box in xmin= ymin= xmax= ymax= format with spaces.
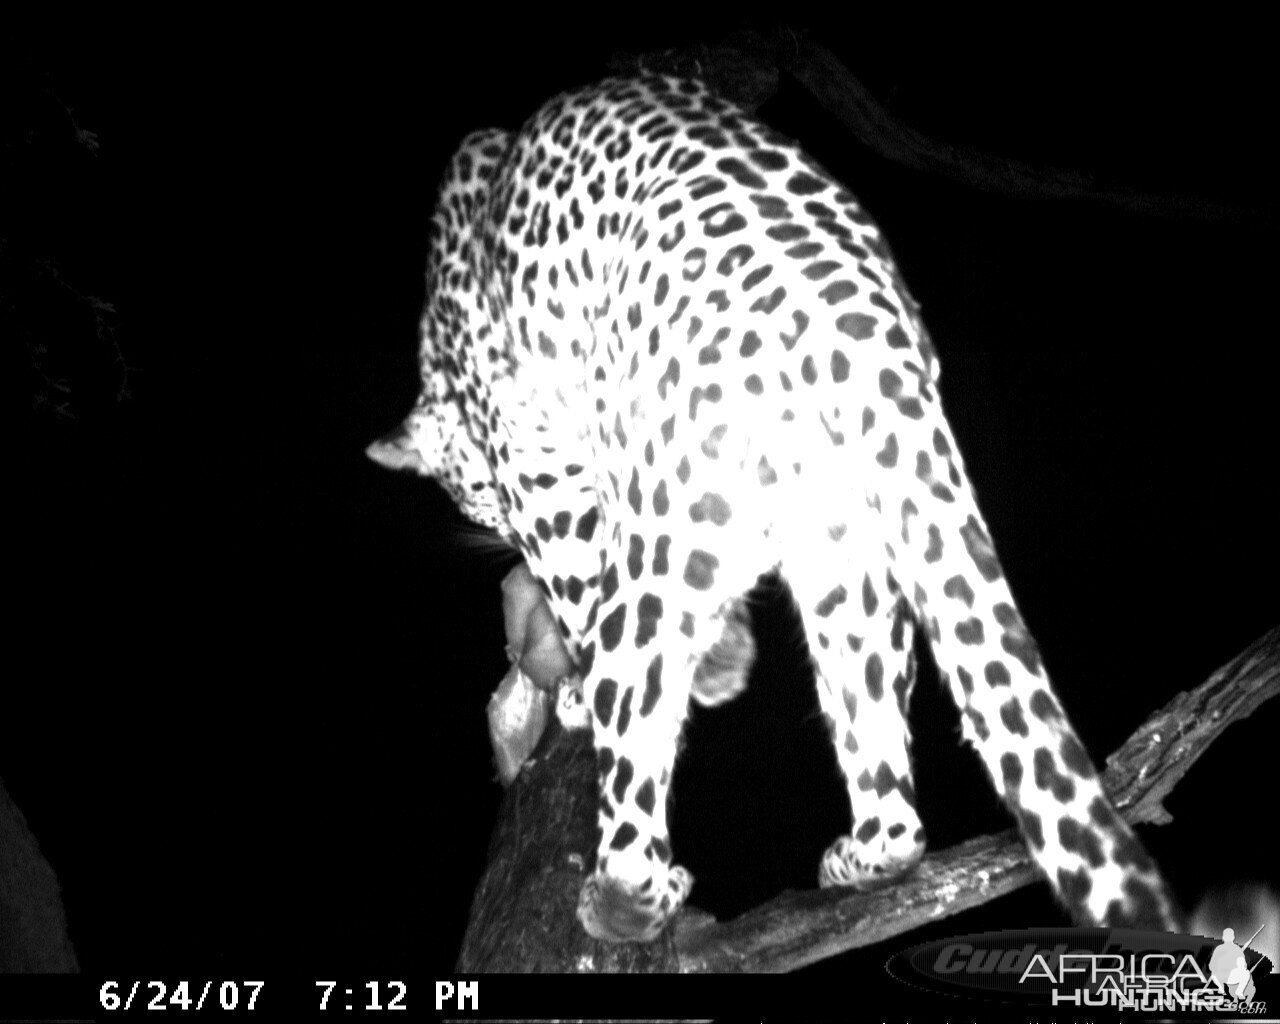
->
xmin=368 ymin=74 xmax=1180 ymax=943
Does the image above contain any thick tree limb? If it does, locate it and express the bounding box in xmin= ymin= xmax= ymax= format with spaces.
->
xmin=456 ymin=721 xmax=683 ymax=973
xmin=457 ymin=626 xmax=1279 ymax=972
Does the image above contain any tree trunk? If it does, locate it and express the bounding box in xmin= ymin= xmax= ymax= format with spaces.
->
xmin=0 ymin=781 xmax=79 ymax=972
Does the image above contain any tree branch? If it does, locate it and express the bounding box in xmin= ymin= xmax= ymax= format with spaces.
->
xmin=457 ymin=626 xmax=1279 ymax=972
xmin=613 ymin=27 xmax=1277 ymax=227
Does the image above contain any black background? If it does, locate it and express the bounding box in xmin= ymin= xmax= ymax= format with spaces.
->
xmin=6 ymin=15 xmax=1277 ymax=987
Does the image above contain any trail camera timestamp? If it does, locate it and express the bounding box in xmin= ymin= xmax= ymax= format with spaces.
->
xmin=315 ymin=981 xmax=408 ymax=1012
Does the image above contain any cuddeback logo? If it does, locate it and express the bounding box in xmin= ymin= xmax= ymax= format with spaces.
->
xmin=886 ymin=927 xmax=1273 ymax=1012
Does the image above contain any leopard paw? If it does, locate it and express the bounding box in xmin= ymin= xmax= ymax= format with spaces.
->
xmin=576 ymin=864 xmax=692 ymax=943
xmin=819 ymin=817 xmax=925 ymax=890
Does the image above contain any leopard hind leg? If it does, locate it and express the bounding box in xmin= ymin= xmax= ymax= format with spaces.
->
xmin=782 ymin=510 xmax=927 ymax=890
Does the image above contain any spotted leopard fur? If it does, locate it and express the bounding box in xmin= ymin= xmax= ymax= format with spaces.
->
xmin=369 ymin=75 xmax=1179 ymax=942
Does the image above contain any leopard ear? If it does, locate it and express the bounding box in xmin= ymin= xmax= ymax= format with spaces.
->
xmin=367 ymin=403 xmax=447 ymax=475
xmin=365 ymin=422 xmax=428 ymax=473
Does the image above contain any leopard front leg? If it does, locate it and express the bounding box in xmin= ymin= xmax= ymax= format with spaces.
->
xmin=574 ymin=523 xmax=764 ymax=943
xmin=575 ymin=596 xmax=693 ymax=942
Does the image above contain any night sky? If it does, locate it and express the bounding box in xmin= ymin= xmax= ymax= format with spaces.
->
xmin=7 ymin=18 xmax=1277 ymax=986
